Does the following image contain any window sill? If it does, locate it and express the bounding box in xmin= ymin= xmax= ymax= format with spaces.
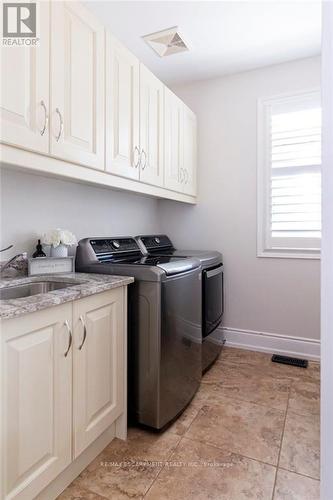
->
xmin=257 ymin=249 xmax=321 ymax=260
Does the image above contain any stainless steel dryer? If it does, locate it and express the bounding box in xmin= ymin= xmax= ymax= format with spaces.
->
xmin=135 ymin=234 xmax=224 ymax=373
xmin=76 ymin=237 xmax=202 ymax=430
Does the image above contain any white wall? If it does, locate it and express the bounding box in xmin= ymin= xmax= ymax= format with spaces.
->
xmin=321 ymin=4 xmax=333 ymax=495
xmin=0 ymin=168 xmax=160 ymax=257
xmin=158 ymin=56 xmax=321 ymax=344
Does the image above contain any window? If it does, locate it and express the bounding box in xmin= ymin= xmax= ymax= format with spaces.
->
xmin=257 ymin=90 xmax=321 ymax=258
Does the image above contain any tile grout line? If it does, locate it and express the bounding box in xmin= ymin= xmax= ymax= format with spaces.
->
xmin=168 ymin=405 xmax=203 ymax=439
xmin=278 ymin=466 xmax=320 ymax=482
xmin=83 ymin=487 xmax=109 ymax=500
xmin=179 ymin=404 xmax=206 ymax=435
xmin=143 ymin=404 xmax=208 ymax=497
xmin=201 ymin=363 xmax=312 ymax=415
xmin=270 ymin=379 xmax=292 ymax=500
xmin=179 ymin=433 xmax=280 ymax=469
xmin=198 ymin=388 xmax=288 ymax=414
xmin=143 ymin=434 xmax=183 ymax=498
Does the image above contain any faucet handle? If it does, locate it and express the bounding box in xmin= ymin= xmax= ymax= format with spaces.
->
xmin=0 ymin=245 xmax=13 ymax=253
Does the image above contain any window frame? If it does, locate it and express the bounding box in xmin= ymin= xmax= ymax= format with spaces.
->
xmin=257 ymin=89 xmax=321 ymax=260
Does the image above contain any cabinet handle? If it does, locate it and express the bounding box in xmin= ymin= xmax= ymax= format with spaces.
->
xmin=185 ymin=169 xmax=189 ymax=184
xmin=78 ymin=315 xmax=87 ymax=350
xmin=40 ymin=100 xmax=48 ymax=136
xmin=133 ymin=146 xmax=140 ymax=168
xmin=64 ymin=320 xmax=72 ymax=357
xmin=141 ymin=149 xmax=147 ymax=170
xmin=55 ymin=108 xmax=63 ymax=142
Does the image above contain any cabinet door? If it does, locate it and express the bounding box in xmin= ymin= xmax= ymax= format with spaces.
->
xmin=0 ymin=0 xmax=49 ymax=153
xmin=183 ymin=105 xmax=197 ymax=196
xmin=164 ymin=88 xmax=184 ymax=193
xmin=106 ymin=34 xmax=140 ymax=180
xmin=139 ymin=64 xmax=164 ymax=187
xmin=73 ymin=288 xmax=125 ymax=458
xmin=50 ymin=2 xmax=105 ymax=169
xmin=1 ymin=304 xmax=72 ymax=500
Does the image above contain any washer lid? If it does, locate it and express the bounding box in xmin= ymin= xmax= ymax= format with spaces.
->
xmin=147 ymin=256 xmax=200 ymax=275
xmin=111 ymin=255 xmax=200 ymax=275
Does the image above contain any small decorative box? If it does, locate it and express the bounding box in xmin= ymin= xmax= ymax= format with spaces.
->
xmin=28 ymin=257 xmax=75 ymax=276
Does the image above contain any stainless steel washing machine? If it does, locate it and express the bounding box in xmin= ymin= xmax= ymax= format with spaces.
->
xmin=76 ymin=237 xmax=202 ymax=430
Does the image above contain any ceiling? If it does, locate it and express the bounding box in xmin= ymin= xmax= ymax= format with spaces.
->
xmin=85 ymin=1 xmax=321 ymax=86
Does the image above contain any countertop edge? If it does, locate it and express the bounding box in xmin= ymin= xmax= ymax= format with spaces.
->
xmin=0 ymin=273 xmax=135 ymax=321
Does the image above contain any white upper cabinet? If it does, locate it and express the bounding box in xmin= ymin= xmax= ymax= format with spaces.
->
xmin=164 ymin=90 xmax=197 ymax=196
xmin=0 ymin=0 xmax=49 ymax=153
xmin=183 ymin=105 xmax=197 ymax=196
xmin=50 ymin=2 xmax=105 ymax=169
xmin=106 ymin=34 xmax=140 ymax=180
xmin=139 ymin=64 xmax=164 ymax=187
xmin=2 ymin=304 xmax=72 ymax=500
xmin=164 ymin=88 xmax=184 ymax=193
xmin=0 ymin=1 xmax=197 ymax=201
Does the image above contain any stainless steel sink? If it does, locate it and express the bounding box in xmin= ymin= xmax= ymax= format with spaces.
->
xmin=0 ymin=281 xmax=79 ymax=300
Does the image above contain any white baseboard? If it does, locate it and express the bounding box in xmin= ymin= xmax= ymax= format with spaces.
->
xmin=221 ymin=326 xmax=320 ymax=361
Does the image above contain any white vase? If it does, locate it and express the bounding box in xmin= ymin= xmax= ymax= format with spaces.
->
xmin=51 ymin=244 xmax=68 ymax=258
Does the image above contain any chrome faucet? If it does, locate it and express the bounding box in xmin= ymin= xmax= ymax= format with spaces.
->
xmin=0 ymin=246 xmax=26 ymax=275
xmin=0 ymin=245 xmax=13 ymax=253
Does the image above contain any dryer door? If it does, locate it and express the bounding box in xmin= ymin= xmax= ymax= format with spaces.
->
xmin=203 ymin=264 xmax=223 ymax=337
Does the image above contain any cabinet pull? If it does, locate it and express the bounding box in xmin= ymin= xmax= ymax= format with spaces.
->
xmin=78 ymin=315 xmax=87 ymax=350
xmin=55 ymin=108 xmax=63 ymax=142
xmin=141 ymin=149 xmax=147 ymax=170
xmin=64 ymin=320 xmax=72 ymax=357
xmin=40 ymin=100 xmax=48 ymax=136
xmin=133 ymin=146 xmax=140 ymax=168
xmin=185 ymin=169 xmax=189 ymax=184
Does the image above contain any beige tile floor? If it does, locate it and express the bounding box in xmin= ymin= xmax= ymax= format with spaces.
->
xmin=59 ymin=347 xmax=320 ymax=500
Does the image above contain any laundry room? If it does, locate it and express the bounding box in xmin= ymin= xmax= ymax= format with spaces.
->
xmin=0 ymin=1 xmax=331 ymax=499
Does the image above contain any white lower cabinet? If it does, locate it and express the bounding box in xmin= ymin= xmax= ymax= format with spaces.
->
xmin=73 ymin=288 xmax=125 ymax=457
xmin=0 ymin=288 xmax=127 ymax=500
xmin=1 ymin=303 xmax=72 ymax=500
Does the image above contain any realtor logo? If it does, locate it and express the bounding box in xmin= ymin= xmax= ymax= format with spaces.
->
xmin=3 ymin=3 xmax=36 ymax=37
xmin=2 ymin=3 xmax=39 ymax=45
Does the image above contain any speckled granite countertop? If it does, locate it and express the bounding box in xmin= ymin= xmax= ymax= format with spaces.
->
xmin=0 ymin=273 xmax=134 ymax=320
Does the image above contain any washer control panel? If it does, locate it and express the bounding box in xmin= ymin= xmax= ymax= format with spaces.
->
xmin=90 ymin=238 xmax=140 ymax=255
xmin=138 ymin=235 xmax=173 ymax=251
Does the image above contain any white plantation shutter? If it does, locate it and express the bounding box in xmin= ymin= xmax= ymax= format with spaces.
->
xmin=258 ymin=91 xmax=321 ymax=258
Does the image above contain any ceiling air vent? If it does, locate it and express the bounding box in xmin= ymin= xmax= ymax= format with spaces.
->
xmin=142 ymin=26 xmax=188 ymax=57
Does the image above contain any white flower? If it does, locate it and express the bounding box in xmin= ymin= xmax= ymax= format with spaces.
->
xmin=59 ymin=229 xmax=77 ymax=246
xmin=41 ymin=229 xmax=77 ymax=248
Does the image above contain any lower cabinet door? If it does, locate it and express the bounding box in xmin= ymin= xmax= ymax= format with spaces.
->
xmin=73 ymin=288 xmax=125 ymax=457
xmin=1 ymin=304 xmax=72 ymax=500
